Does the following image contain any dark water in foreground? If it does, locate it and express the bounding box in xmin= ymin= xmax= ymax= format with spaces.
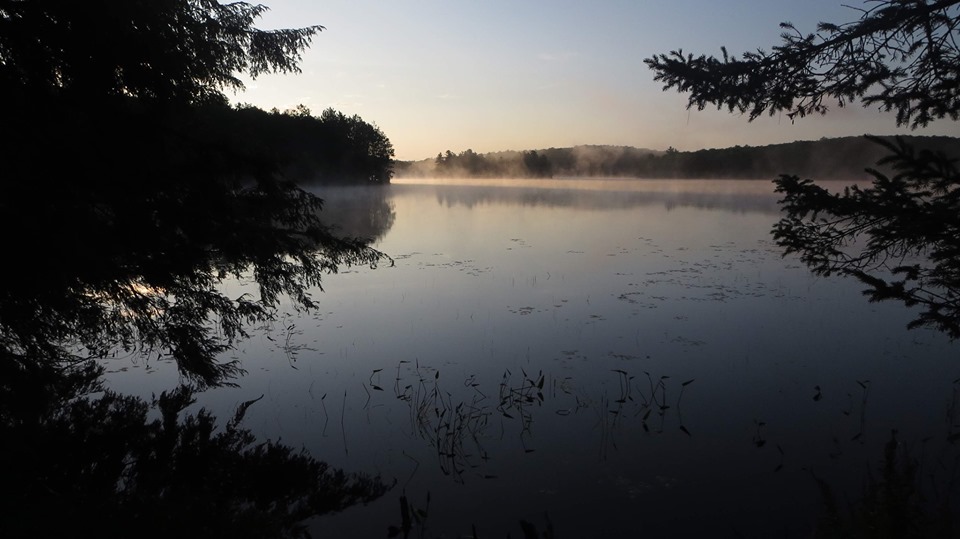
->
xmin=106 ymin=178 xmax=960 ymax=537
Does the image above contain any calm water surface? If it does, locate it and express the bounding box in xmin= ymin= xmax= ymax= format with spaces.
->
xmin=107 ymin=178 xmax=959 ymax=537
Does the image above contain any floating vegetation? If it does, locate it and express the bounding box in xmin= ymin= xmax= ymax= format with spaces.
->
xmin=669 ymin=335 xmax=706 ymax=347
xmin=416 ymin=256 xmax=491 ymax=277
xmin=507 ymin=238 xmax=532 ymax=250
xmin=613 ymin=242 xmax=804 ymax=312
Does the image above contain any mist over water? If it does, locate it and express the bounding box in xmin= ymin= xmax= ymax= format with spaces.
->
xmin=394 ymin=177 xmax=783 ymax=213
xmin=105 ymin=178 xmax=959 ymax=537
xmin=397 ymin=137 xmax=960 ymax=181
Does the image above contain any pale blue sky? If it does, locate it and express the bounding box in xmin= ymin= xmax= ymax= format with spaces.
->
xmin=236 ymin=1 xmax=959 ymax=160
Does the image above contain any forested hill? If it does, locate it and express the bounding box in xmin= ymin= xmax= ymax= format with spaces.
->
xmin=395 ymin=136 xmax=960 ymax=180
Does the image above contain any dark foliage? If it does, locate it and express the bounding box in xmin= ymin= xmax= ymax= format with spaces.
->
xmin=396 ymin=137 xmax=960 ymax=180
xmin=0 ymin=2 xmax=395 ymax=536
xmin=646 ymin=1 xmax=960 ymax=534
xmin=521 ymin=150 xmax=554 ymax=178
xmin=1 ymin=97 xmax=387 ymax=387
xmin=812 ymin=431 xmax=955 ymax=538
xmin=0 ymin=1 xmax=393 ymax=386
xmin=646 ymin=0 xmax=960 ymax=128
xmin=647 ymin=0 xmax=960 ymax=337
xmin=773 ymin=136 xmax=960 ymax=337
xmin=0 ymin=360 xmax=389 ymax=539
xmin=0 ymin=0 xmax=322 ymax=104
xmin=424 ymin=148 xmax=555 ymax=178
xmin=259 ymin=105 xmax=395 ymax=184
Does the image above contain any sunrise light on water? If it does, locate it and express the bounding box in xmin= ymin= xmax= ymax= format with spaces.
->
xmin=4 ymin=1 xmax=959 ymax=537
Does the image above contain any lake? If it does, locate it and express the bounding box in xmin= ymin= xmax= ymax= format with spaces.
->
xmin=105 ymin=178 xmax=960 ymax=537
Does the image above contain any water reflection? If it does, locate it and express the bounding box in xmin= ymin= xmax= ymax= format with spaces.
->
xmin=312 ymin=185 xmax=397 ymax=242
xmin=0 ymin=182 xmax=393 ymax=387
xmin=222 ymin=179 xmax=956 ymax=538
xmin=0 ymin=180 xmax=396 ymax=536
xmin=394 ymin=178 xmax=787 ymax=214
xmin=0 ymin=360 xmax=388 ymax=538
xmin=14 ymin=176 xmax=958 ymax=538
xmin=382 ymin=363 xmax=696 ymax=484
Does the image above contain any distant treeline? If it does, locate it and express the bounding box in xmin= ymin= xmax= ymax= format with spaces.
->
xmin=396 ymin=136 xmax=960 ymax=180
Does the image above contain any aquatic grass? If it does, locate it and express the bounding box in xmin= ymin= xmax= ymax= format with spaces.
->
xmin=387 ymin=491 xmax=431 ymax=539
xmin=387 ymin=363 xmax=554 ymax=478
xmin=842 ymin=380 xmax=871 ymax=444
xmin=635 ymin=371 xmax=686 ymax=435
xmin=753 ymin=420 xmax=767 ymax=449
xmin=583 ymin=368 xmax=698 ymax=457
xmin=341 ymin=390 xmax=348 ymax=455
xmin=390 ymin=361 xmax=494 ymax=482
xmin=377 ymin=362 xmax=697 ymax=480
xmin=306 ymin=378 xmax=330 ymax=437
xmin=386 ymin=491 xmax=556 ymax=539
xmin=812 ymin=431 xmax=959 ymax=539
xmin=496 ymin=368 xmax=545 ymax=431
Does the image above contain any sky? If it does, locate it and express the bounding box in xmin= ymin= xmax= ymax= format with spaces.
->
xmin=235 ymin=0 xmax=960 ymax=161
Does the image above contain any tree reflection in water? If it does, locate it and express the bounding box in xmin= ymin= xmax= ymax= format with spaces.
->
xmin=1 ymin=360 xmax=389 ymax=538
xmin=0 ymin=176 xmax=396 ymax=537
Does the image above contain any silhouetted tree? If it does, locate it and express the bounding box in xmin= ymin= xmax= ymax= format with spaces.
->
xmin=522 ymin=150 xmax=553 ymax=178
xmin=0 ymin=1 xmax=388 ymax=385
xmin=432 ymin=149 xmax=498 ymax=177
xmin=646 ymin=0 xmax=960 ymax=337
xmin=270 ymin=107 xmax=395 ymax=184
xmin=398 ymin=139 xmax=959 ymax=180
xmin=646 ymin=1 xmax=959 ymax=128
xmin=337 ymin=110 xmax=395 ymax=183
xmin=0 ymin=4 xmax=396 ymax=536
xmin=0 ymin=0 xmax=322 ymax=104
